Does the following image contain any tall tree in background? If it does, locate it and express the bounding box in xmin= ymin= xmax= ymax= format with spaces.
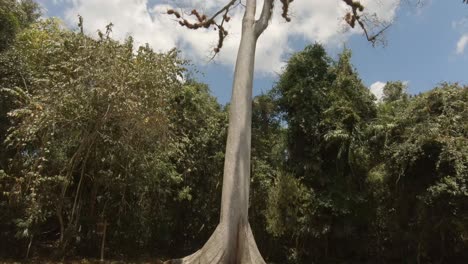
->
xmin=0 ymin=0 xmax=41 ymax=178
xmin=0 ymin=19 xmax=195 ymax=258
xmin=376 ymin=83 xmax=468 ymax=262
xmin=268 ymin=44 xmax=378 ymax=262
xmin=0 ymin=0 xmax=40 ymax=51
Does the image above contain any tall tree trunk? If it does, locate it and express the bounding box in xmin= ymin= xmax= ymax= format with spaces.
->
xmin=167 ymin=0 xmax=273 ymax=263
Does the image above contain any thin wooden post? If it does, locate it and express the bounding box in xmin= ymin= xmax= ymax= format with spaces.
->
xmin=98 ymin=219 xmax=107 ymax=262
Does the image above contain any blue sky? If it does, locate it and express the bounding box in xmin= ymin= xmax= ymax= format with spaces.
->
xmin=37 ymin=0 xmax=467 ymax=104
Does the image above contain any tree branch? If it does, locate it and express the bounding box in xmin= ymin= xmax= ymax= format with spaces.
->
xmin=342 ymin=0 xmax=389 ymax=45
xmin=280 ymin=0 xmax=294 ymax=22
xmin=254 ymin=0 xmax=274 ymax=37
xmin=167 ymin=0 xmax=239 ymax=54
xmin=206 ymin=0 xmax=239 ymax=25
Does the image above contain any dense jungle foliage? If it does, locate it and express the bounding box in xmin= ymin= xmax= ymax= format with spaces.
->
xmin=0 ymin=1 xmax=467 ymax=263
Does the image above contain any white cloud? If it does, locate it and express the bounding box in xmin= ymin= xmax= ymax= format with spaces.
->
xmin=61 ymin=0 xmax=401 ymax=74
xmin=452 ymin=18 xmax=468 ymax=55
xmin=369 ymin=80 xmax=410 ymax=101
xmin=369 ymin=81 xmax=386 ymax=101
xmin=456 ymin=34 xmax=468 ymax=54
xmin=452 ymin=17 xmax=468 ymax=31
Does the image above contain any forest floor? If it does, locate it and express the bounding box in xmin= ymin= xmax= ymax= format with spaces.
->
xmin=0 ymin=259 xmax=166 ymax=264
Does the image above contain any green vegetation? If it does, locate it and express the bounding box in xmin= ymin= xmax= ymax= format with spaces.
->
xmin=0 ymin=0 xmax=40 ymax=52
xmin=0 ymin=6 xmax=467 ymax=264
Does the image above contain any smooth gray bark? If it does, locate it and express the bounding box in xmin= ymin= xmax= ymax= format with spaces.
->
xmin=168 ymin=0 xmax=273 ymax=263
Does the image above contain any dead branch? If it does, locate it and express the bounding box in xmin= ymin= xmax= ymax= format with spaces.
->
xmin=342 ymin=0 xmax=389 ymax=45
xmin=167 ymin=0 xmax=238 ymax=54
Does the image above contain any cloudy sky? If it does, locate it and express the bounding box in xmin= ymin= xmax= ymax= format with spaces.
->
xmin=37 ymin=0 xmax=467 ymax=103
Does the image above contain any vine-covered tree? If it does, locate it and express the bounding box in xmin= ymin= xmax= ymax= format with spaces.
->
xmin=374 ymin=83 xmax=468 ymax=262
xmin=268 ymin=44 xmax=378 ymax=262
xmin=0 ymin=0 xmax=40 ymax=51
xmin=0 ymin=18 xmax=221 ymax=258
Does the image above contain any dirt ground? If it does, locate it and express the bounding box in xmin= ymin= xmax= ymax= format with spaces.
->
xmin=0 ymin=259 xmax=166 ymax=264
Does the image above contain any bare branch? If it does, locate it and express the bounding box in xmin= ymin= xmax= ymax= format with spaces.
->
xmin=206 ymin=0 xmax=238 ymax=25
xmin=342 ymin=0 xmax=389 ymax=45
xmin=167 ymin=0 xmax=239 ymax=55
xmin=280 ymin=0 xmax=294 ymax=22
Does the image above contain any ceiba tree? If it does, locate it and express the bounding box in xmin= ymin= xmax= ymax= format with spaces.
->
xmin=164 ymin=0 xmax=466 ymax=263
